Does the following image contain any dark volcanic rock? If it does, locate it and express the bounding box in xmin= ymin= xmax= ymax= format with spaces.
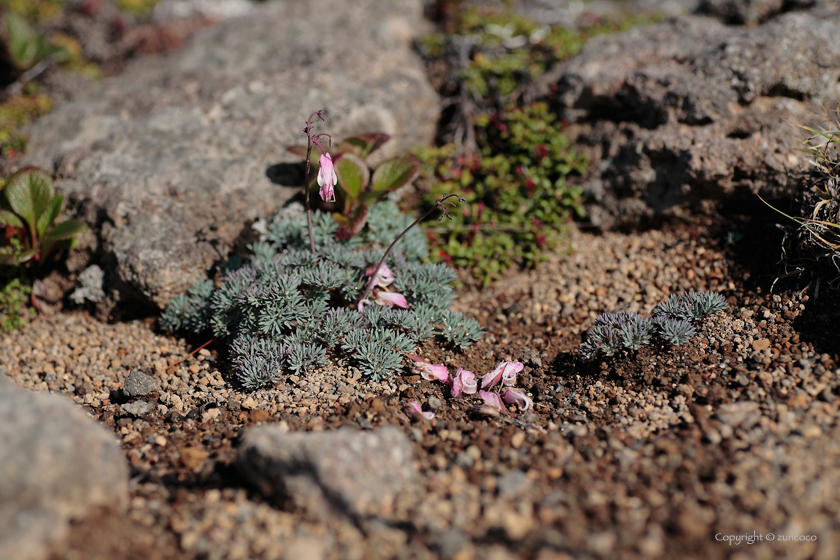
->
xmin=22 ymin=0 xmax=438 ymax=308
xmin=123 ymin=370 xmax=159 ymax=397
xmin=540 ymin=8 xmax=840 ymax=226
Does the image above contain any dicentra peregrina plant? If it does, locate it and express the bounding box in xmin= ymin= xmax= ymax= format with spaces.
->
xmin=289 ymin=129 xmax=421 ymax=239
xmin=302 ymin=110 xmax=333 ymax=253
xmin=161 ymin=112 xmax=484 ymax=387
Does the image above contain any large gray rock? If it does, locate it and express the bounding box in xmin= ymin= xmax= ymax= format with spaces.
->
xmin=23 ymin=0 xmax=438 ymax=308
xmin=238 ymin=425 xmax=416 ymax=520
xmin=0 ymin=375 xmax=129 ymax=560
xmin=540 ymin=8 xmax=840 ymax=226
xmin=696 ymin=0 xmax=821 ymax=24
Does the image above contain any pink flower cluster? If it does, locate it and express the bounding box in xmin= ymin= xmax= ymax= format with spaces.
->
xmin=405 ymin=357 xmax=533 ymax=419
xmin=357 ymin=262 xmax=408 ymax=311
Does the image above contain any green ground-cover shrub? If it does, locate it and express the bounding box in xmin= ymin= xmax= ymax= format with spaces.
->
xmin=416 ymin=101 xmax=586 ymax=285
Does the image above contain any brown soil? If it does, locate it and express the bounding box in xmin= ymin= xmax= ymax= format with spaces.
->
xmin=4 ymin=210 xmax=840 ymax=560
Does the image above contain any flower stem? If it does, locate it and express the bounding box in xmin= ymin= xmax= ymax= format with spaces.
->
xmin=357 ymin=193 xmax=465 ymax=305
xmin=303 ymin=140 xmax=316 ymax=254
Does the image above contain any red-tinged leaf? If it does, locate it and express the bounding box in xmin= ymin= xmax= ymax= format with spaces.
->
xmin=337 ymin=132 xmax=391 ymax=158
xmin=334 ymin=153 xmax=369 ymax=200
xmin=0 ymin=247 xmax=37 ymax=266
xmin=371 ymin=156 xmax=420 ymax=192
xmin=335 ymin=204 xmax=369 ymax=240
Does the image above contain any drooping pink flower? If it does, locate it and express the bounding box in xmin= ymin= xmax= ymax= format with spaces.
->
xmin=450 ymin=368 xmax=476 ymax=398
xmin=373 ymin=291 xmax=409 ymax=309
xmin=365 ymin=263 xmax=395 ymax=288
xmin=479 ymin=390 xmax=507 ymax=414
xmin=481 ymin=361 xmax=524 ymax=389
xmin=503 ymin=388 xmax=533 ymax=411
xmin=461 ymin=370 xmax=477 ymax=394
xmin=502 ymin=362 xmax=523 ymax=386
xmin=317 ymin=153 xmax=337 ymax=202
xmin=406 ymin=401 xmax=435 ymax=420
xmin=408 ymin=355 xmax=449 ymax=383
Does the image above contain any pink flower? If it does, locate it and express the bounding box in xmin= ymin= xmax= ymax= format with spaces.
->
xmin=317 ymin=153 xmax=337 ymax=202
xmin=406 ymin=401 xmax=435 ymax=420
xmin=450 ymin=368 xmax=476 ymax=398
xmin=408 ymin=355 xmax=449 ymax=383
xmin=503 ymin=388 xmax=533 ymax=411
xmin=481 ymin=361 xmax=524 ymax=389
xmin=479 ymin=390 xmax=507 ymax=414
xmin=373 ymin=291 xmax=409 ymax=309
xmin=365 ymin=263 xmax=394 ymax=288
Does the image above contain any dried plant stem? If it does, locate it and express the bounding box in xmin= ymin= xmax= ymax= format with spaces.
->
xmin=165 ymin=338 xmax=214 ymax=374
xmin=358 ymin=193 xmax=465 ymax=305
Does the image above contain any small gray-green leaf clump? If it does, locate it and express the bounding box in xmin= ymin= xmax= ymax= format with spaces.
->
xmin=161 ymin=201 xmax=484 ymax=388
xmin=579 ymin=291 xmax=727 ymax=361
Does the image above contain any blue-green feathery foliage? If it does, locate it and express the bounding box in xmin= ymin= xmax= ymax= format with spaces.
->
xmin=161 ymin=201 xmax=483 ymax=387
xmin=160 ymin=279 xmax=214 ymax=334
xmin=579 ymin=290 xmax=727 ymax=361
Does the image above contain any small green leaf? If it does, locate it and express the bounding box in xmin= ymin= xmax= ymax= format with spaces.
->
xmin=5 ymin=168 xmax=53 ymax=235
xmin=0 ymin=247 xmax=37 ymax=266
xmin=371 ymin=156 xmax=420 ymax=193
xmin=5 ymin=13 xmax=42 ymax=70
xmin=0 ymin=209 xmax=25 ymax=229
xmin=336 ymin=133 xmax=391 ymax=159
xmin=36 ymin=194 xmax=64 ymax=238
xmin=334 ymin=153 xmax=369 ymax=200
xmin=44 ymin=219 xmax=87 ymax=241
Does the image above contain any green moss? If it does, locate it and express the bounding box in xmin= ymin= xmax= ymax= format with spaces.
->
xmin=419 ymin=3 xmax=664 ymax=103
xmin=1 ymin=0 xmax=70 ymax=23
xmin=0 ymin=89 xmax=51 ymax=159
xmin=0 ymin=272 xmax=33 ymax=333
xmin=115 ymin=0 xmax=162 ymax=16
xmin=415 ymin=102 xmax=587 ymax=285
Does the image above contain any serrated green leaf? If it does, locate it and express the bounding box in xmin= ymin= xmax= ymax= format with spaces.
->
xmin=6 ymin=169 xmax=53 ymax=235
xmin=36 ymin=194 xmax=64 ymax=238
xmin=371 ymin=156 xmax=420 ymax=193
xmin=0 ymin=209 xmax=25 ymax=229
xmin=334 ymin=153 xmax=369 ymax=200
xmin=44 ymin=219 xmax=87 ymax=241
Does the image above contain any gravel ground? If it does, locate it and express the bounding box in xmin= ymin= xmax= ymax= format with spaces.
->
xmin=3 ymin=215 xmax=840 ymax=560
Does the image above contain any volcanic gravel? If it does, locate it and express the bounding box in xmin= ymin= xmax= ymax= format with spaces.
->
xmin=3 ymin=220 xmax=840 ymax=560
